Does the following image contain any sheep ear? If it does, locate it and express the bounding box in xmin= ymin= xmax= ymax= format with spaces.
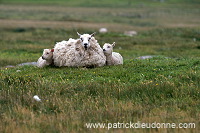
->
xmin=90 ymin=32 xmax=96 ymax=37
xmin=77 ymin=32 xmax=81 ymax=37
xmin=51 ymin=49 xmax=54 ymax=52
xmin=112 ymin=42 xmax=116 ymax=47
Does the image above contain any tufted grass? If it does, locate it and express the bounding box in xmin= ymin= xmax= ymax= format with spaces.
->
xmin=0 ymin=28 xmax=199 ymax=133
xmin=0 ymin=57 xmax=200 ymax=132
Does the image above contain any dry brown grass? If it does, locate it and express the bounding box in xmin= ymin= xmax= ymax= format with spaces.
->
xmin=0 ymin=19 xmax=137 ymax=32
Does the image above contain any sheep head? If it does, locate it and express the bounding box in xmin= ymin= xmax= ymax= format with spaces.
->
xmin=42 ymin=49 xmax=54 ymax=60
xmin=103 ymin=42 xmax=115 ymax=55
xmin=77 ymin=32 xmax=96 ymax=50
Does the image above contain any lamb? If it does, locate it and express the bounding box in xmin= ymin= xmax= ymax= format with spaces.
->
xmin=103 ymin=42 xmax=123 ymax=66
xmin=53 ymin=33 xmax=106 ymax=67
xmin=37 ymin=49 xmax=54 ymax=68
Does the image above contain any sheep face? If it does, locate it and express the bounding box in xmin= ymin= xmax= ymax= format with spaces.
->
xmin=77 ymin=32 xmax=95 ymax=50
xmin=42 ymin=49 xmax=54 ymax=60
xmin=103 ymin=42 xmax=115 ymax=55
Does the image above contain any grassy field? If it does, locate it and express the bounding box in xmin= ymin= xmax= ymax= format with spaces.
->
xmin=0 ymin=0 xmax=200 ymax=133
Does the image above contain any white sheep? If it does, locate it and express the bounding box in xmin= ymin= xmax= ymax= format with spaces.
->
xmin=124 ymin=31 xmax=137 ymax=37
xmin=53 ymin=38 xmax=81 ymax=67
xmin=76 ymin=32 xmax=106 ymax=67
xmin=99 ymin=28 xmax=108 ymax=33
xmin=53 ymin=33 xmax=106 ymax=67
xmin=103 ymin=42 xmax=123 ymax=66
xmin=37 ymin=49 xmax=54 ymax=68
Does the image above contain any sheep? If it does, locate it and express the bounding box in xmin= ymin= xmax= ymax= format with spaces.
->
xmin=103 ymin=42 xmax=123 ymax=66
xmin=53 ymin=33 xmax=106 ymax=67
xmin=37 ymin=49 xmax=54 ymax=68
xmin=124 ymin=31 xmax=137 ymax=37
xmin=99 ymin=28 xmax=108 ymax=33
xmin=76 ymin=32 xmax=106 ymax=67
xmin=53 ymin=38 xmax=83 ymax=67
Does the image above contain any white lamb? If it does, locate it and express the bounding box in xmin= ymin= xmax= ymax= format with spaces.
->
xmin=37 ymin=49 xmax=54 ymax=68
xmin=103 ymin=42 xmax=123 ymax=66
xmin=53 ymin=33 xmax=106 ymax=67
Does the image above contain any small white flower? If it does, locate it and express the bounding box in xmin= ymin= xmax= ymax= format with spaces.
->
xmin=33 ymin=95 xmax=41 ymax=102
xmin=16 ymin=70 xmax=21 ymax=72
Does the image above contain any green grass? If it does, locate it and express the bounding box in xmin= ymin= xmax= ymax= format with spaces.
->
xmin=0 ymin=57 xmax=200 ymax=132
xmin=0 ymin=0 xmax=200 ymax=132
xmin=1 ymin=0 xmax=200 ymax=7
xmin=0 ymin=28 xmax=199 ymax=133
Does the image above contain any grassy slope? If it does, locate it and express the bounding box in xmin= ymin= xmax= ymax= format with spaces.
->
xmin=0 ymin=0 xmax=200 ymax=133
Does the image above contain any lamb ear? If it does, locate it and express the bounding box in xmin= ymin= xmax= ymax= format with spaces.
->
xmin=90 ymin=32 xmax=96 ymax=37
xmin=77 ymin=39 xmax=81 ymax=43
xmin=51 ymin=49 xmax=54 ymax=52
xmin=112 ymin=42 xmax=116 ymax=47
xmin=77 ymin=32 xmax=81 ymax=37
